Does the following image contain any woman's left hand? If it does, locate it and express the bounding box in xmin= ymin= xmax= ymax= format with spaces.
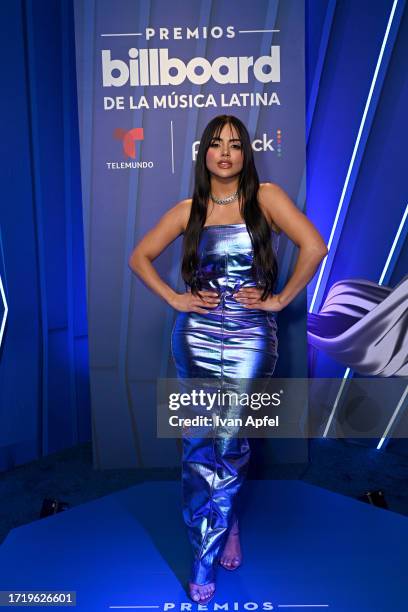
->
xmin=233 ymin=287 xmax=286 ymax=312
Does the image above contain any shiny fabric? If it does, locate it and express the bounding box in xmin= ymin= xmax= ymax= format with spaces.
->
xmin=307 ymin=275 xmax=408 ymax=376
xmin=171 ymin=223 xmax=279 ymax=584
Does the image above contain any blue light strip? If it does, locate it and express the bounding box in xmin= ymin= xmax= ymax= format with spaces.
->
xmin=377 ymin=385 xmax=408 ymax=450
xmin=0 ymin=275 xmax=8 ymax=350
xmin=378 ymin=202 xmax=408 ymax=285
xmin=322 ymin=369 xmax=350 ymax=438
xmin=0 ymin=224 xmax=8 ymax=351
xmin=309 ymin=0 xmax=401 ymax=314
xmin=377 ymin=207 xmax=407 ymax=450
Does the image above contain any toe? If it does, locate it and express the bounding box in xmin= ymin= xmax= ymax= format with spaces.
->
xmin=200 ymin=584 xmax=214 ymax=601
xmin=189 ymin=584 xmax=201 ymax=602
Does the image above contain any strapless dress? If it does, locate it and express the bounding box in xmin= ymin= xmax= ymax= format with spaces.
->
xmin=172 ymin=223 xmax=279 ymax=379
xmin=171 ymin=223 xmax=280 ymax=585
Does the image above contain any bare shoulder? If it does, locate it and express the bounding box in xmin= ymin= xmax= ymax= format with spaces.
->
xmin=162 ymin=198 xmax=192 ymax=233
xmin=179 ymin=198 xmax=193 ymax=231
xmin=130 ymin=198 xmax=192 ymax=262
xmin=257 ymin=182 xmax=327 ymax=251
xmin=258 ymin=182 xmax=284 ymax=234
xmin=259 ymin=181 xmax=284 ymax=196
xmin=174 ymin=198 xmax=192 ymax=232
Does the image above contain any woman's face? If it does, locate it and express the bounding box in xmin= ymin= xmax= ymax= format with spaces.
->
xmin=205 ymin=123 xmax=244 ymax=180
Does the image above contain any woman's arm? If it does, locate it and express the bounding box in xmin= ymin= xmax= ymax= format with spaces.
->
xmin=128 ymin=199 xmax=187 ymax=305
xmin=234 ymin=182 xmax=328 ymax=311
xmin=128 ymin=199 xmax=220 ymax=314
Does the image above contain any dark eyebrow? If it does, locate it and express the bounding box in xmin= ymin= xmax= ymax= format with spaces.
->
xmin=210 ymin=136 xmax=242 ymax=142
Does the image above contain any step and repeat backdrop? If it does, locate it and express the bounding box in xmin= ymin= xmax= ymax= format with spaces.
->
xmin=73 ymin=0 xmax=306 ymax=468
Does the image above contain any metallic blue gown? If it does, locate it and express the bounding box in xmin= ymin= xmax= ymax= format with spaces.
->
xmin=171 ymin=223 xmax=279 ymax=585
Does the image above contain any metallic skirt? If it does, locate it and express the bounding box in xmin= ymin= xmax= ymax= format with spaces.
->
xmin=171 ymin=224 xmax=279 ymax=584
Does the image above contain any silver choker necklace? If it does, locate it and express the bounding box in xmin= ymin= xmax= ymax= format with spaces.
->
xmin=210 ymin=190 xmax=239 ymax=205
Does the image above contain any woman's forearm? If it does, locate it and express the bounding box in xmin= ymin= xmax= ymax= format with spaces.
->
xmin=277 ymin=245 xmax=327 ymax=308
xmin=128 ymin=253 xmax=178 ymax=306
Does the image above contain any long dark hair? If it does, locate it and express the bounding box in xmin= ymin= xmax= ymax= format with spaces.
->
xmin=181 ymin=114 xmax=278 ymax=301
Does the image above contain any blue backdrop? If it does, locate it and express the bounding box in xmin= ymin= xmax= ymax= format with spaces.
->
xmin=1 ymin=0 xmax=407 ymax=472
xmin=73 ymin=0 xmax=307 ymax=469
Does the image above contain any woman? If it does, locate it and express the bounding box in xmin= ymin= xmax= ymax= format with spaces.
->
xmin=129 ymin=114 xmax=327 ymax=603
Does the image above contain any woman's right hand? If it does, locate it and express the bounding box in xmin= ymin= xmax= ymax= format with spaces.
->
xmin=170 ymin=290 xmax=220 ymax=314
